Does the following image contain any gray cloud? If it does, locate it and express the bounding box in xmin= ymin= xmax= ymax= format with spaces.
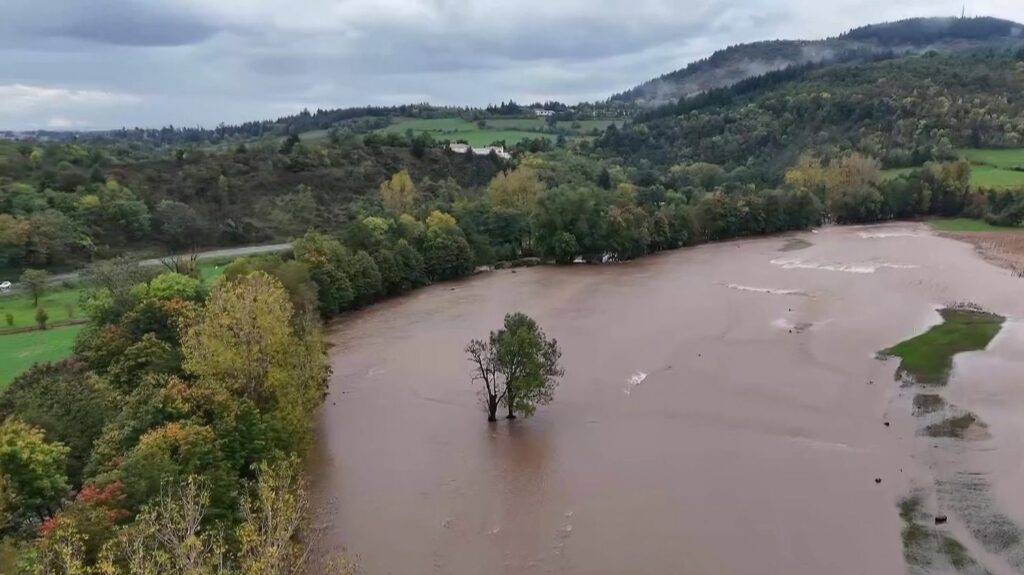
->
xmin=1 ymin=0 xmax=1023 ymax=129
xmin=2 ymin=0 xmax=218 ymax=47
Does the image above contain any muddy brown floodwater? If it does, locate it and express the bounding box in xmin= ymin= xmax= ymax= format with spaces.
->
xmin=311 ymin=224 xmax=1024 ymax=575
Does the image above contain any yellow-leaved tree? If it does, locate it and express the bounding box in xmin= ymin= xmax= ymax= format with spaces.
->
xmin=487 ymin=166 xmax=544 ymax=213
xmin=181 ymin=272 xmax=329 ymax=452
xmin=378 ymin=170 xmax=417 ymax=216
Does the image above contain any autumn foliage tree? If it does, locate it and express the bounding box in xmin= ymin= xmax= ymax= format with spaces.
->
xmin=378 ymin=169 xmax=418 ymax=216
xmin=0 ymin=417 xmax=70 ymax=527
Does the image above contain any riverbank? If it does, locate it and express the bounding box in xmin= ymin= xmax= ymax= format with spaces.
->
xmin=938 ymin=230 xmax=1024 ymax=272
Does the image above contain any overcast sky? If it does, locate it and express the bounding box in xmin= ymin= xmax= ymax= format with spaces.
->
xmin=2 ymin=0 xmax=1024 ymax=130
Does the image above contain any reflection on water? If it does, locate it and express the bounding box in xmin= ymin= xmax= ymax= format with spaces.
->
xmin=313 ymin=224 xmax=1024 ymax=575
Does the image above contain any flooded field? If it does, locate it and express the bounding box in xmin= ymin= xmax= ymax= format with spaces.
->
xmin=313 ymin=224 xmax=1024 ymax=575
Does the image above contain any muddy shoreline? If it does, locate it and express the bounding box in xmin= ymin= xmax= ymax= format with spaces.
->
xmin=939 ymin=231 xmax=1024 ymax=273
xmin=313 ymin=223 xmax=1024 ymax=575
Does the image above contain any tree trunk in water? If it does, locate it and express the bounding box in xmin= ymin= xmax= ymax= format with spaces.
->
xmin=488 ymin=398 xmax=498 ymax=422
xmin=506 ymin=394 xmax=516 ymax=419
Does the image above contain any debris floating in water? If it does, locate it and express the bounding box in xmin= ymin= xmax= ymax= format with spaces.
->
xmin=623 ymin=371 xmax=648 ymax=395
xmin=773 ymin=318 xmax=813 ymax=333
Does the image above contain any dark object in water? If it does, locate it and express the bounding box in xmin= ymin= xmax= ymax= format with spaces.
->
xmin=935 ymin=515 xmax=948 ymax=525
xmin=874 ymin=478 xmax=882 ymax=484
xmin=884 ymin=421 xmax=890 ymax=427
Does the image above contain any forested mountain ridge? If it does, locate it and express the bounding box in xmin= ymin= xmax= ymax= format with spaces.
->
xmin=598 ymin=50 xmax=1024 ymax=179
xmin=611 ymin=16 xmax=1024 ymax=106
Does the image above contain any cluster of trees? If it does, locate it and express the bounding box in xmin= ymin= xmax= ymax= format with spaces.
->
xmin=289 ymin=170 xmax=478 ymax=319
xmin=0 ymin=177 xmax=150 ymax=269
xmin=783 ymin=154 xmax=974 ymax=223
xmin=0 ymin=257 xmax=341 ymax=572
xmin=270 ymin=154 xmax=828 ymax=301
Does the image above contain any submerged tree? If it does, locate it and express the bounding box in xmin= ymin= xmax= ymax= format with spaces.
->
xmin=466 ymin=313 xmax=563 ymax=421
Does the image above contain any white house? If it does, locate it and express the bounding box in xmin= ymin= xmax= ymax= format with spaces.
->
xmin=0 ymin=281 xmax=11 ymax=293
xmin=532 ymin=109 xmax=555 ymax=117
xmin=448 ymin=143 xmax=511 ymax=160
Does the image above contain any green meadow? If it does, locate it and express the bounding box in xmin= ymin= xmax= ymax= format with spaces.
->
xmin=0 ymin=324 xmax=85 ymax=389
xmin=958 ymin=148 xmax=1024 ymax=169
xmin=378 ymin=117 xmax=554 ymax=146
xmin=926 ymin=218 xmax=1023 ymax=232
xmin=0 ymin=259 xmax=231 ymax=387
xmin=880 ymin=308 xmax=1004 ymax=385
xmin=883 ymin=148 xmax=1024 ymax=188
xmin=376 ymin=116 xmax=619 ymax=146
xmin=0 ymin=287 xmax=85 ymax=331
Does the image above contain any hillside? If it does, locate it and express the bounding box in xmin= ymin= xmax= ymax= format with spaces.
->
xmin=612 ymin=17 xmax=1024 ymax=106
xmin=598 ymin=50 xmax=1024 ymax=179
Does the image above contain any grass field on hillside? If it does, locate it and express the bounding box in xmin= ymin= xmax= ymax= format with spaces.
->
xmin=927 ymin=218 xmax=1022 ymax=232
xmin=378 ymin=118 xmax=551 ymax=146
xmin=0 ymin=258 xmax=234 ymax=386
xmin=969 ymin=165 xmax=1024 ymax=188
xmin=0 ymin=288 xmax=84 ymax=331
xmin=459 ymin=130 xmax=554 ymax=146
xmin=377 ymin=116 xmax=616 ymax=146
xmin=484 ymin=117 xmax=547 ymax=130
xmin=557 ymin=119 xmax=623 ymax=132
xmin=959 ymin=148 xmax=1024 ymax=170
xmin=882 ymin=151 xmax=1024 ymax=189
xmin=379 ymin=117 xmax=477 ymax=134
xmin=0 ymin=324 xmax=85 ymax=388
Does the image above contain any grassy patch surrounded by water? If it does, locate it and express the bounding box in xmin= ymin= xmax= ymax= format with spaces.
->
xmin=779 ymin=238 xmax=812 ymax=251
xmin=898 ymin=493 xmax=985 ymax=573
xmin=881 ymin=309 xmax=1004 ymax=385
xmin=924 ymin=413 xmax=984 ymax=439
xmin=912 ymin=393 xmax=946 ymax=415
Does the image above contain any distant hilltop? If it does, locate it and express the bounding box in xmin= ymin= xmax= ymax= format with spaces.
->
xmin=612 ymin=16 xmax=1024 ymax=107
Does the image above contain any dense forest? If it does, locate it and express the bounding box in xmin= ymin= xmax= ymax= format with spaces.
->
xmin=612 ymin=16 xmax=1024 ymax=106
xmin=7 ymin=16 xmax=1024 ymax=574
xmin=600 ymin=51 xmax=1024 ymax=177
